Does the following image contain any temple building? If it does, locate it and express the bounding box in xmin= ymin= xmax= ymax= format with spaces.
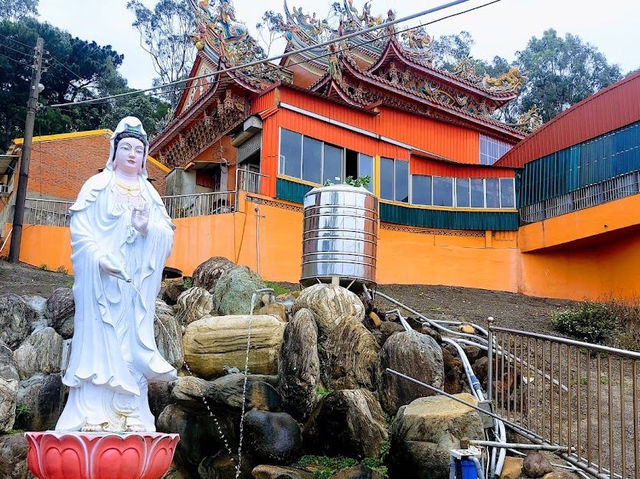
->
xmin=6 ymin=0 xmax=640 ymax=301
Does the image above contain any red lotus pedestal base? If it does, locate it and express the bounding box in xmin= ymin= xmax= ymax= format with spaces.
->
xmin=25 ymin=431 xmax=179 ymax=479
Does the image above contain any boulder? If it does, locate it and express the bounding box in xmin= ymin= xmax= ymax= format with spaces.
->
xmin=149 ymin=380 xmax=174 ymax=419
xmin=252 ymin=465 xmax=314 ymax=479
xmin=376 ymin=331 xmax=444 ymax=415
xmin=193 ymin=256 xmax=235 ymax=292
xmin=44 ymin=288 xmax=74 ymax=339
xmin=473 ymin=356 xmax=489 ymax=388
xmin=0 ymin=341 xmax=19 ymax=432
xmin=390 ymin=393 xmax=484 ymax=479
xmin=258 ymin=303 xmax=287 ymax=323
xmin=322 ymin=316 xmax=379 ymax=390
xmin=213 ymin=266 xmax=266 ymax=316
xmin=13 ymin=327 xmax=63 ymax=379
xmin=154 ymin=299 xmax=184 ymax=370
xmin=292 ymin=284 xmax=365 ymax=336
xmin=243 ymin=410 xmax=302 ymax=464
xmin=542 ymin=472 xmax=579 ymax=479
xmin=206 ymin=374 xmax=282 ymax=412
xmin=15 ymin=374 xmax=65 ymax=431
xmin=175 ymin=287 xmax=214 ymax=324
xmin=331 ymin=465 xmax=386 ymax=479
xmin=22 ymin=295 xmax=48 ymax=330
xmin=0 ymin=294 xmax=36 ymax=349
xmin=183 ymin=315 xmax=285 ymax=379
xmin=500 ymin=456 xmax=523 ymax=479
xmin=523 ymin=452 xmax=553 ymax=478
xmin=377 ymin=321 xmax=405 ymax=346
xmin=171 ymin=376 xmax=210 ymax=413
xmin=442 ymin=345 xmax=465 ymax=395
xmin=163 ymin=280 xmax=187 ymax=305
xmin=278 ymin=309 xmax=320 ymax=421
xmin=0 ymin=434 xmax=34 ymax=479
xmin=198 ymin=452 xmax=244 ymax=479
xmin=303 ymin=389 xmax=388 ymax=459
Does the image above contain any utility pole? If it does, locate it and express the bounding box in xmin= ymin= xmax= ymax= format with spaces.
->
xmin=9 ymin=37 xmax=44 ymax=263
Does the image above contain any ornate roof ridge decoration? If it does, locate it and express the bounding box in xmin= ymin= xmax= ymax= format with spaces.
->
xmin=190 ymin=0 xmax=292 ymax=90
xmin=310 ymin=51 xmax=525 ymax=139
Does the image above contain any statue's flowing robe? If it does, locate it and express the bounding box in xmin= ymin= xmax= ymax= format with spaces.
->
xmin=56 ymin=171 xmax=176 ymax=431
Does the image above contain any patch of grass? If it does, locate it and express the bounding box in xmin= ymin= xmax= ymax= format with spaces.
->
xmin=362 ymin=457 xmax=388 ymax=477
xmin=64 ymin=279 xmax=74 ymax=288
xmin=182 ymin=276 xmax=193 ymax=289
xmin=264 ymin=281 xmax=289 ymax=296
xmin=55 ymin=265 xmax=68 ymax=274
xmin=297 ymin=456 xmax=357 ymax=479
xmin=316 ymin=385 xmax=333 ymax=399
xmin=38 ymin=264 xmax=48 ymax=271
xmin=552 ymin=301 xmax=619 ymax=345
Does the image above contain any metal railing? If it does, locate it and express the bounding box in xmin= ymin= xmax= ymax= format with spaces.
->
xmin=520 ymin=170 xmax=640 ymax=224
xmin=22 ymin=198 xmax=73 ymax=227
xmin=162 ymin=191 xmax=236 ymax=219
xmin=489 ymin=326 xmax=640 ymax=479
xmin=236 ymin=168 xmax=266 ymax=195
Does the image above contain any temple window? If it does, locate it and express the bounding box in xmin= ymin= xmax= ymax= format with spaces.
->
xmin=280 ymin=129 xmax=302 ymax=178
xmin=358 ymin=154 xmax=374 ymax=192
xmin=302 ymin=137 xmax=322 ymax=184
xmin=456 ymin=178 xmax=470 ymax=207
xmin=395 ymin=160 xmax=409 ymax=203
xmin=486 ymin=178 xmax=500 ymax=207
xmin=380 ymin=158 xmax=409 ymax=203
xmin=412 ymin=175 xmax=432 ymax=205
xmin=323 ymin=143 xmax=343 ymax=184
xmin=380 ymin=157 xmax=394 ymax=200
xmin=479 ymin=134 xmax=512 ymax=165
xmin=408 ymin=175 xmax=516 ymax=209
xmin=471 ymin=178 xmax=485 ymax=207
xmin=500 ymin=178 xmax=516 ymax=208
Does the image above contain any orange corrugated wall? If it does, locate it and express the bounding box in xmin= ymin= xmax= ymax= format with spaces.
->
xmin=411 ymin=156 xmax=515 ymax=178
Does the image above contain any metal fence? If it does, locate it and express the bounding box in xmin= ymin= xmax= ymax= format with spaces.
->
xmin=236 ymin=168 xmax=266 ymax=195
xmin=162 ymin=191 xmax=236 ymax=219
xmin=520 ymin=170 xmax=640 ymax=224
xmin=23 ymin=198 xmax=73 ymax=227
xmin=489 ymin=326 xmax=640 ymax=479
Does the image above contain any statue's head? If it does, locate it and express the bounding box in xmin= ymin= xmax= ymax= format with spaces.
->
xmin=106 ymin=117 xmax=149 ymax=178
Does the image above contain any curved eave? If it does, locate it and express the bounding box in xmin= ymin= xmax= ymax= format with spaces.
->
xmin=369 ymin=36 xmax=518 ymax=105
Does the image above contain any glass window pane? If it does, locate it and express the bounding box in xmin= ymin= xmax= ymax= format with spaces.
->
xmin=302 ymin=137 xmax=322 ymax=184
xmin=358 ymin=154 xmax=374 ymax=192
xmin=380 ymin=157 xmax=394 ymax=200
xmin=280 ymin=129 xmax=301 ymax=178
xmin=456 ymin=178 xmax=470 ymax=207
xmin=500 ymin=178 xmax=515 ymax=208
xmin=433 ymin=177 xmax=453 ymax=206
xmin=412 ymin=175 xmax=431 ymax=205
xmin=471 ymin=178 xmax=484 ymax=207
xmin=323 ymin=144 xmax=342 ymax=184
xmin=486 ymin=178 xmax=500 ymax=208
xmin=395 ymin=160 xmax=409 ymax=203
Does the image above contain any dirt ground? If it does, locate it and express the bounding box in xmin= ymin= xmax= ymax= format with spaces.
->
xmin=374 ymin=284 xmax=577 ymax=335
xmin=0 ymin=259 xmax=72 ymax=297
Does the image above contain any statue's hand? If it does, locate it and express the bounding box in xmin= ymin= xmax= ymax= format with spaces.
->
xmin=131 ymin=205 xmax=149 ymax=234
xmin=99 ymin=254 xmax=129 ymax=281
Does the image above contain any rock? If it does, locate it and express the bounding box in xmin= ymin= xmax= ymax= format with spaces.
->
xmin=0 ymin=341 xmax=19 ymax=432
xmin=163 ymin=280 xmax=187 ymax=305
xmin=213 ymin=266 xmax=266 ymax=316
xmin=183 ymin=315 xmax=285 ymax=379
xmin=292 ymin=284 xmax=365 ymax=336
xmin=462 ymin=345 xmax=483 ymax=364
xmin=419 ymin=325 xmax=442 ymax=344
xmin=199 ymin=452 xmax=244 ymax=479
xmin=278 ymin=309 xmax=320 ymax=421
xmin=252 ymin=465 xmax=314 ymax=479
xmin=171 ymin=376 xmax=210 ymax=413
xmin=500 ymin=456 xmax=524 ymax=479
xmin=193 ymin=256 xmax=235 ymax=292
xmin=13 ymin=327 xmax=63 ymax=379
xmin=15 ymin=374 xmax=65 ymax=431
xmin=378 ymin=321 xmax=405 ymax=345
xmin=542 ymin=472 xmax=579 ymax=479
xmin=523 ymin=452 xmax=554 ymax=477
xmin=22 ymin=295 xmax=48 ymax=330
xmin=44 ymin=288 xmax=74 ymax=339
xmin=442 ymin=345 xmax=465 ymax=394
xmin=154 ymin=299 xmax=184 ymax=369
xmin=244 ymin=410 xmax=302 ymax=464
xmin=376 ymin=331 xmax=444 ymax=415
xmin=368 ymin=312 xmax=382 ymax=329
xmin=175 ymin=287 xmax=214 ymax=324
xmin=0 ymin=294 xmax=36 ymax=349
xmin=459 ymin=323 xmax=476 ymax=334
xmin=149 ymin=380 xmax=174 ymax=419
xmin=473 ymin=357 xmax=489 ymax=387
xmin=0 ymin=434 xmax=34 ymax=479
xmin=322 ymin=316 xmax=379 ymax=390
xmin=303 ymin=389 xmax=388 ymax=459
xmin=390 ymin=393 xmax=484 ymax=479
xmin=206 ymin=374 xmax=282 ymax=412
xmin=331 ymin=465 xmax=385 ymax=479
xmin=161 ymin=463 xmax=190 ymax=479
xmin=258 ymin=303 xmax=287 ymax=322
xmin=158 ymin=404 xmax=237 ymax=474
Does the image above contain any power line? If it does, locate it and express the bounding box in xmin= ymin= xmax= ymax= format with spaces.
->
xmin=3 ymin=36 xmax=35 ymax=51
xmin=46 ymin=54 xmax=85 ymax=81
xmin=0 ymin=51 xmax=31 ymax=66
xmin=0 ymin=39 xmax=34 ymax=58
xmin=48 ymin=0 xmax=477 ymax=108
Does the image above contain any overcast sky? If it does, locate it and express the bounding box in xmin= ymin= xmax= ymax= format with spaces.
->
xmin=37 ymin=0 xmax=640 ymax=90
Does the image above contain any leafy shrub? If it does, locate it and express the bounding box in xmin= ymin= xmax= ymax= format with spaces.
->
xmin=552 ymin=301 xmax=619 ymax=344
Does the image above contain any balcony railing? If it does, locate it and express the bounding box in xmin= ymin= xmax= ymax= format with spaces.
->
xmin=520 ymin=170 xmax=640 ymax=224
xmin=236 ymin=168 xmax=267 ymax=195
xmin=162 ymin=191 xmax=236 ymax=219
xmin=23 ymin=198 xmax=73 ymax=227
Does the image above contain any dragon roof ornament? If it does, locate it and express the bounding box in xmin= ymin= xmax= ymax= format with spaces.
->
xmin=189 ymin=0 xmax=291 ymax=89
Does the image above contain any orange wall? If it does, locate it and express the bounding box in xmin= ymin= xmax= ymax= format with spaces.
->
xmin=10 ymin=193 xmax=640 ymax=302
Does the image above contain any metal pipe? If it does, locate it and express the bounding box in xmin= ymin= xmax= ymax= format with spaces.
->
xmin=470 ymin=441 xmax=569 ymax=451
xmin=487 ymin=319 xmax=494 ymax=404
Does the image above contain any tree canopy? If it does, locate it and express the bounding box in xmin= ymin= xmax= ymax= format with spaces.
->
xmin=0 ymin=18 xmax=169 ymax=151
xmin=0 ymin=0 xmax=38 ymax=21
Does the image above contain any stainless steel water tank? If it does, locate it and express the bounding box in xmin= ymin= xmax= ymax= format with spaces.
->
xmin=301 ymin=184 xmax=378 ymax=287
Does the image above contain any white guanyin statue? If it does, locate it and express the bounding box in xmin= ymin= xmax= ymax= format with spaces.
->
xmin=55 ymin=117 xmax=177 ymax=433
